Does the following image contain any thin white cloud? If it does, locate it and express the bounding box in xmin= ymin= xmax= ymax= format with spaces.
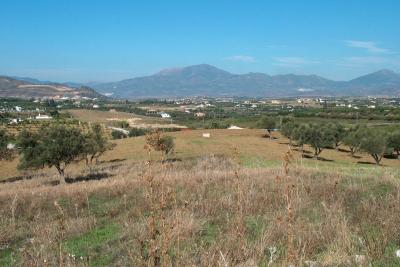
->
xmin=273 ymin=57 xmax=319 ymax=67
xmin=223 ymin=55 xmax=256 ymax=62
xmin=344 ymin=40 xmax=388 ymax=53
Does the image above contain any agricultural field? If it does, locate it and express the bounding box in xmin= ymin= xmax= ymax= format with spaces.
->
xmin=2 ymin=103 xmax=400 ymax=266
xmin=2 ymin=128 xmax=400 ymax=180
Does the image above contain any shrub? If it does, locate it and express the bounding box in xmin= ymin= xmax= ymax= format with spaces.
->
xmin=111 ymin=130 xmax=127 ymax=140
xmin=128 ymin=128 xmax=149 ymax=137
xmin=145 ymin=131 xmax=175 ymax=157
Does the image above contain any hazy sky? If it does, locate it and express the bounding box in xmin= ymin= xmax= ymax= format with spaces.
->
xmin=0 ymin=0 xmax=399 ymax=82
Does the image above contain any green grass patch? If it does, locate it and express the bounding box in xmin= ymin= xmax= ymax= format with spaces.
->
xmin=200 ymin=222 xmax=219 ymax=247
xmin=64 ymin=224 xmax=121 ymax=267
xmin=245 ymin=215 xmax=265 ymax=242
xmin=88 ymin=194 xmax=120 ymax=217
xmin=241 ymin=155 xmax=279 ymax=168
xmin=0 ymin=248 xmax=17 ymax=267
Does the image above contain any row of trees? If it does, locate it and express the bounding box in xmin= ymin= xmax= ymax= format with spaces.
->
xmin=0 ymin=124 xmax=113 ymax=181
xmin=0 ymin=124 xmax=176 ymax=182
xmin=280 ymin=119 xmax=400 ymax=165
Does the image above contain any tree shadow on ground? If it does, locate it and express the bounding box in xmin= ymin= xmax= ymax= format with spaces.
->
xmin=101 ymin=158 xmax=126 ymax=163
xmin=293 ymin=148 xmax=312 ymax=154
xmin=64 ymin=172 xmax=113 ymax=184
xmin=0 ymin=173 xmax=46 ymax=184
xmin=357 ymin=161 xmax=381 ymax=166
xmin=302 ymin=154 xmax=334 ymax=162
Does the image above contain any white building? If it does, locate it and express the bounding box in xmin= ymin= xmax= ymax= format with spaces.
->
xmin=36 ymin=114 xmax=52 ymax=120
xmin=15 ymin=106 xmax=22 ymax=112
xmin=160 ymin=112 xmax=171 ymax=118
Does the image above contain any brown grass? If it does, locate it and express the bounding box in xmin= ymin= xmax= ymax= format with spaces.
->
xmin=2 ymin=128 xmax=400 ymax=180
xmin=1 ymin=149 xmax=400 ymax=266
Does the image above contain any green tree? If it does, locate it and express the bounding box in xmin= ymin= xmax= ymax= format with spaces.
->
xmin=280 ymin=120 xmax=298 ymax=145
xmin=359 ymin=129 xmax=387 ymax=165
xmin=292 ymin=124 xmax=309 ymax=156
xmin=17 ymin=125 xmax=86 ymax=181
xmin=387 ymin=130 xmax=400 ymax=158
xmin=342 ymin=126 xmax=364 ymax=157
xmin=258 ymin=116 xmax=276 ymax=139
xmin=84 ymin=124 xmax=113 ymax=165
xmin=329 ymin=123 xmax=346 ymax=149
xmin=304 ymin=123 xmax=335 ymax=157
xmin=0 ymin=129 xmax=14 ymax=161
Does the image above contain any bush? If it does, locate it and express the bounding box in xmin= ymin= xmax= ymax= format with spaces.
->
xmin=145 ymin=131 xmax=175 ymax=157
xmin=111 ymin=130 xmax=127 ymax=140
xmin=128 ymin=128 xmax=149 ymax=137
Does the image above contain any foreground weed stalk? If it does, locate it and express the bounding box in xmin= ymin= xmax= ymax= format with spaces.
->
xmin=232 ymin=146 xmax=247 ymax=262
xmin=54 ymin=201 xmax=66 ymax=267
xmin=282 ymin=150 xmax=296 ymax=265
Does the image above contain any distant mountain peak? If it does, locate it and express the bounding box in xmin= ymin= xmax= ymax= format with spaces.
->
xmin=373 ymin=69 xmax=398 ymax=76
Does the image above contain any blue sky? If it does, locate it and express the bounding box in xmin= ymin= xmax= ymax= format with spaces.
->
xmin=0 ymin=0 xmax=399 ymax=82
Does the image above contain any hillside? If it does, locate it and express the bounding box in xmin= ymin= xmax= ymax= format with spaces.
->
xmin=93 ymin=64 xmax=400 ymax=98
xmin=0 ymin=76 xmax=105 ymax=99
xmin=1 ymin=140 xmax=400 ymax=266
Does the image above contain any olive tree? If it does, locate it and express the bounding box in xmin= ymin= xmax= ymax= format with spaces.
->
xmin=387 ymin=130 xmax=400 ymax=158
xmin=280 ymin=120 xmax=298 ymax=146
xmin=342 ymin=126 xmax=364 ymax=157
xmin=258 ymin=116 xmax=276 ymax=139
xmin=359 ymin=129 xmax=387 ymax=165
xmin=17 ymin=124 xmax=86 ymax=181
xmin=84 ymin=124 xmax=113 ymax=165
xmin=328 ymin=123 xmax=346 ymax=149
xmin=292 ymin=124 xmax=309 ymax=156
xmin=304 ymin=123 xmax=335 ymax=157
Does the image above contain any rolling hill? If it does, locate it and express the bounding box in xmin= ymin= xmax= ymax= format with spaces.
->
xmin=92 ymin=64 xmax=400 ymax=98
xmin=0 ymin=76 xmax=105 ymax=99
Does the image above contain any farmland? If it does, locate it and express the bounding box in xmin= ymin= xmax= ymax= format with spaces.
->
xmin=1 ymin=98 xmax=400 ymax=266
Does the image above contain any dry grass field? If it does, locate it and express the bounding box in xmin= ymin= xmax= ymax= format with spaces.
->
xmin=1 ymin=128 xmax=400 ymax=266
xmin=1 ymin=152 xmax=400 ymax=266
xmin=66 ymin=109 xmax=186 ymax=129
xmin=2 ymin=128 xmax=400 ymax=180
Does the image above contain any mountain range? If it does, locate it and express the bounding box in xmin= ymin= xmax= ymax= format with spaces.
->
xmin=1 ymin=64 xmax=400 ymax=99
xmin=92 ymin=64 xmax=400 ymax=98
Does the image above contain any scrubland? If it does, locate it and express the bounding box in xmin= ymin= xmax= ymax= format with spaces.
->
xmin=1 ymin=148 xmax=400 ymax=266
